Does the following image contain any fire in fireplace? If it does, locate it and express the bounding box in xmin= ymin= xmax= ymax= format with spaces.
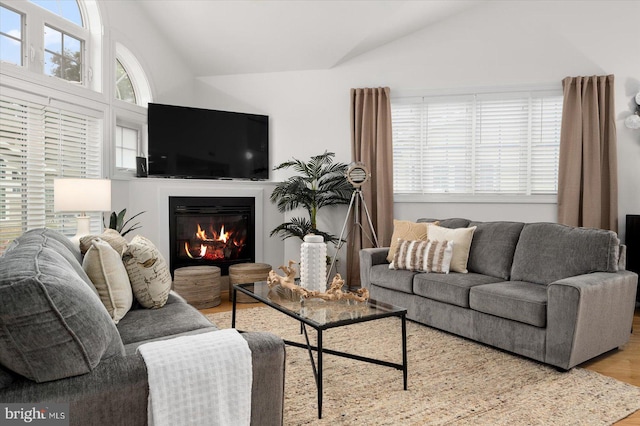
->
xmin=169 ymin=196 xmax=255 ymax=275
xmin=183 ymin=222 xmax=246 ymax=261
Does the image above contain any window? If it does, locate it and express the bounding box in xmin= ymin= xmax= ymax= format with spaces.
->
xmin=0 ymin=91 xmax=104 ymax=252
xmin=44 ymin=24 xmax=83 ymax=82
xmin=0 ymin=0 xmax=94 ymax=86
xmin=115 ymin=59 xmax=136 ymax=103
xmin=0 ymin=5 xmax=23 ymax=66
xmin=115 ymin=122 xmax=138 ymax=171
xmin=30 ymin=0 xmax=82 ymax=25
xmin=112 ymin=43 xmax=151 ymax=176
xmin=392 ymin=88 xmax=563 ymax=201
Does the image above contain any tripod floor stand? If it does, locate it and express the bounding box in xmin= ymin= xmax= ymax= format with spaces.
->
xmin=327 ymin=187 xmax=379 ymax=283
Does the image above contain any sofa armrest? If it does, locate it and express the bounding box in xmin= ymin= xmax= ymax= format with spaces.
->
xmin=359 ymin=248 xmax=390 ymax=289
xmin=546 ymin=270 xmax=638 ymax=369
xmin=0 ymin=352 xmax=150 ymax=426
xmin=0 ymin=332 xmax=286 ymax=426
xmin=242 ymin=331 xmax=286 ymax=426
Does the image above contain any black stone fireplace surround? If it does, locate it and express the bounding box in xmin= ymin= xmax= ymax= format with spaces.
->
xmin=169 ymin=196 xmax=256 ymax=275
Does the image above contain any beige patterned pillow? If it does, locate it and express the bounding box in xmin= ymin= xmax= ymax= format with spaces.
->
xmin=80 ymin=229 xmax=128 ymax=256
xmin=82 ymin=238 xmax=133 ymax=324
xmin=387 ymin=220 xmax=439 ymax=263
xmin=122 ymin=235 xmax=171 ymax=309
xmin=427 ymin=225 xmax=477 ymax=273
xmin=390 ymin=239 xmax=454 ymax=273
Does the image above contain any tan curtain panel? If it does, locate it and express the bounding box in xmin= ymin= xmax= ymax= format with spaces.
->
xmin=557 ymin=75 xmax=618 ymax=232
xmin=347 ymin=87 xmax=394 ymax=288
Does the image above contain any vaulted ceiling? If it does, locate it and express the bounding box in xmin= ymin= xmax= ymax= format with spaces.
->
xmin=137 ymin=0 xmax=483 ymax=76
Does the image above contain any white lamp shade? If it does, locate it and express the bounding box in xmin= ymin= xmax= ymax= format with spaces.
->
xmin=54 ymin=178 xmax=112 ymax=213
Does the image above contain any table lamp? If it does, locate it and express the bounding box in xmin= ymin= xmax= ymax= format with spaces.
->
xmin=54 ymin=178 xmax=111 ymax=245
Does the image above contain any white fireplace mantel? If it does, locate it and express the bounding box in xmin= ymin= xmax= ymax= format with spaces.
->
xmin=127 ymin=179 xmax=271 ymax=268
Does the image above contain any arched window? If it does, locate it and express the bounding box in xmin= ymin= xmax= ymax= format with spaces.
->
xmin=116 ymin=59 xmax=136 ymax=104
xmin=113 ymin=43 xmax=152 ymax=175
xmin=115 ymin=43 xmax=153 ymax=106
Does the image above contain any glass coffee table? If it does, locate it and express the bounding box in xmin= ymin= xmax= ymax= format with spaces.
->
xmin=231 ymin=281 xmax=408 ymax=419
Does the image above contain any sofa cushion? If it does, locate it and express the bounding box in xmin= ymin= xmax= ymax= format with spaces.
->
xmin=418 ymin=218 xmax=471 ymax=229
xmin=117 ymin=293 xmax=216 ymax=345
xmin=390 ymin=239 xmax=454 ymax=273
xmin=370 ymin=264 xmax=416 ymax=294
xmin=428 ymin=225 xmax=477 ymax=273
xmin=467 ymin=221 xmax=524 ymax=280
xmin=80 ymin=229 xmax=128 ymax=256
xmin=83 ymin=238 xmax=134 ymax=324
xmin=413 ymin=273 xmax=504 ymax=308
xmin=469 ymin=281 xmax=548 ymax=327
xmin=511 ymin=223 xmax=620 ymax=285
xmin=0 ymin=243 xmax=125 ymax=383
xmin=4 ymin=228 xmax=96 ymax=293
xmin=122 ymin=235 xmax=172 ymax=309
xmin=387 ymin=219 xmax=438 ymax=263
xmin=5 ymin=227 xmax=83 ymax=264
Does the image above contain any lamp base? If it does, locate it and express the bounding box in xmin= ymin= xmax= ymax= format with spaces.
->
xmin=69 ymin=215 xmax=92 ymax=248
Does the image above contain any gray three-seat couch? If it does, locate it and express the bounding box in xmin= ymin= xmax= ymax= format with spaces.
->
xmin=360 ymin=219 xmax=638 ymax=370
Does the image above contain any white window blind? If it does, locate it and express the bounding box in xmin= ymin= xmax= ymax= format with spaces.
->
xmin=392 ymin=89 xmax=562 ymax=199
xmin=0 ymin=93 xmax=103 ymax=252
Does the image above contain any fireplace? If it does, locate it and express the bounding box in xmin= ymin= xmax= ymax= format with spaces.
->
xmin=169 ymin=196 xmax=255 ymax=275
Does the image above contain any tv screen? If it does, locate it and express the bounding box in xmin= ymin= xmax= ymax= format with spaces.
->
xmin=147 ymin=103 xmax=269 ymax=180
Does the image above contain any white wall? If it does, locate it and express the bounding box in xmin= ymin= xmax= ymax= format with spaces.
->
xmin=100 ymin=0 xmax=639 ymax=275
xmin=99 ymin=0 xmax=198 ymax=213
xmin=194 ymin=0 xmax=640 ymax=247
xmin=100 ymin=1 xmax=196 ymax=105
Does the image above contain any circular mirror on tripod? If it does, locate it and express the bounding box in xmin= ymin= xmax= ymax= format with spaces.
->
xmin=346 ymin=162 xmax=370 ymax=188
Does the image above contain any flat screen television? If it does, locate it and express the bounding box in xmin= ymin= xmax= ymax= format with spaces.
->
xmin=147 ymin=103 xmax=269 ymax=180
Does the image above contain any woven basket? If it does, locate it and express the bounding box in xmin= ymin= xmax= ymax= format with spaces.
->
xmin=229 ymin=262 xmax=271 ymax=303
xmin=173 ymin=265 xmax=221 ymax=309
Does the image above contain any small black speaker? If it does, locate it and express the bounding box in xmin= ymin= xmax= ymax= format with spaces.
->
xmin=625 ymin=214 xmax=640 ymax=301
xmin=136 ymin=156 xmax=148 ymax=177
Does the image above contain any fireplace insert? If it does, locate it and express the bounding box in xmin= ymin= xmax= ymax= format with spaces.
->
xmin=169 ymin=196 xmax=255 ymax=275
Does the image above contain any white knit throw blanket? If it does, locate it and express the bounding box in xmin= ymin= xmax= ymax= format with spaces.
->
xmin=137 ymin=329 xmax=252 ymax=426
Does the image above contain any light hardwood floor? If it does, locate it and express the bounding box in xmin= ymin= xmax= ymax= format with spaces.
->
xmin=202 ymin=294 xmax=640 ymax=425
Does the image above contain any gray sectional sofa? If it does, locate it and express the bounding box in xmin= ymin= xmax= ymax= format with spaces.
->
xmin=360 ymin=219 xmax=638 ymax=370
xmin=0 ymin=228 xmax=285 ymax=425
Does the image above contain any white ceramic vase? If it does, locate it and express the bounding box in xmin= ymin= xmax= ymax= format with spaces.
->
xmin=300 ymin=234 xmax=327 ymax=293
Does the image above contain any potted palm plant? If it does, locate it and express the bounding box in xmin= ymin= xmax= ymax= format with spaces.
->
xmin=270 ymin=151 xmax=352 ymax=243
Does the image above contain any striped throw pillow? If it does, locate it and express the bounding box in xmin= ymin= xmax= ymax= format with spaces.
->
xmin=390 ymin=239 xmax=454 ymax=273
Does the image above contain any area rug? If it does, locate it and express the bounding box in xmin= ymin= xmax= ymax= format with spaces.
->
xmin=206 ymin=308 xmax=640 ymax=425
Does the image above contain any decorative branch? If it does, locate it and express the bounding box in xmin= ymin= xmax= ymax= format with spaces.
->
xmin=267 ymin=260 xmax=369 ymax=302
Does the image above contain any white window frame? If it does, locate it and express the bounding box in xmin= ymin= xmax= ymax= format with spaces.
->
xmin=110 ymin=42 xmax=152 ymax=180
xmin=0 ymin=0 xmax=101 ymax=93
xmin=392 ymin=85 xmax=563 ymax=204
xmin=0 ymin=3 xmax=24 ymax=67
xmin=111 ymin=104 xmax=147 ymax=179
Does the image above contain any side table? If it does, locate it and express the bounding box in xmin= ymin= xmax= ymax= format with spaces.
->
xmin=173 ymin=265 xmax=221 ymax=308
xmin=228 ymin=262 xmax=271 ymax=303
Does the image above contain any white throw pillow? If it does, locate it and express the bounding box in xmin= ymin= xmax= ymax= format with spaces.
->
xmin=427 ymin=225 xmax=477 ymax=273
xmin=390 ymin=239 xmax=454 ymax=273
xmin=80 ymin=229 xmax=128 ymax=256
xmin=83 ymin=238 xmax=133 ymax=323
xmin=122 ymin=235 xmax=172 ymax=309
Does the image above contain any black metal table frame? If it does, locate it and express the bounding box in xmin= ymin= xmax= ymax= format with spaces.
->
xmin=231 ymin=283 xmax=408 ymax=419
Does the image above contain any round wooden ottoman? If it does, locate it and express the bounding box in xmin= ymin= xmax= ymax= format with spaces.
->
xmin=173 ymin=265 xmax=221 ymax=309
xmin=229 ymin=262 xmax=272 ymax=303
